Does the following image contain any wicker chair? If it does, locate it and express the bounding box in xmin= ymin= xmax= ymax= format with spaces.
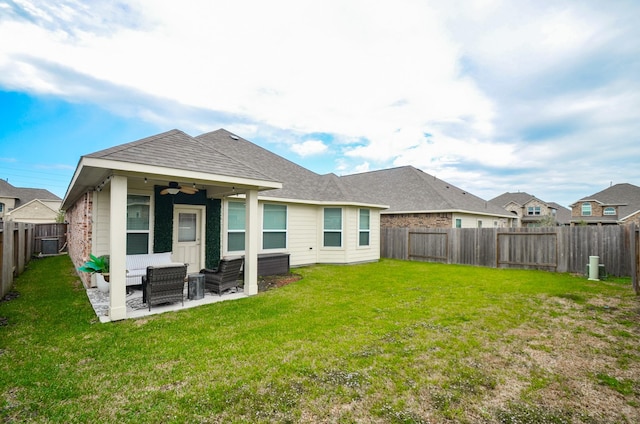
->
xmin=142 ymin=264 xmax=187 ymax=311
xmin=200 ymin=257 xmax=243 ymax=295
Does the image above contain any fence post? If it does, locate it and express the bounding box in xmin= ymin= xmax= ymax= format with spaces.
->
xmin=631 ymin=223 xmax=639 ymax=295
xmin=2 ymin=219 xmax=14 ymax=298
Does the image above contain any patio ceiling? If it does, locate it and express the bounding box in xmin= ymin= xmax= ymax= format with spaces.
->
xmin=62 ymin=157 xmax=282 ymax=210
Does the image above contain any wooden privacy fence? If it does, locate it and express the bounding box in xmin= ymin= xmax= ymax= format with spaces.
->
xmin=381 ymin=225 xmax=639 ymax=282
xmin=1 ymin=222 xmax=67 ymax=299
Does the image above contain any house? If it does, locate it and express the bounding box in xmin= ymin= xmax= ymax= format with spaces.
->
xmin=341 ymin=166 xmax=515 ymax=228
xmin=62 ymin=129 xmax=387 ymax=321
xmin=569 ymin=183 xmax=640 ymax=226
xmin=489 ymin=192 xmax=571 ymax=227
xmin=0 ymin=179 xmax=62 ymax=223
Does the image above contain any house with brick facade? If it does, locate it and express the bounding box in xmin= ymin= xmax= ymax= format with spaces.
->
xmin=0 ymin=179 xmax=61 ymax=223
xmin=341 ymin=166 xmax=515 ymax=229
xmin=569 ymin=183 xmax=640 ymax=226
xmin=489 ymin=192 xmax=571 ymax=227
xmin=62 ymin=129 xmax=386 ymax=321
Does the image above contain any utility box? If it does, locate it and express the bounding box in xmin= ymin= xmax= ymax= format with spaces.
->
xmin=41 ymin=238 xmax=58 ymax=255
xmin=586 ymin=263 xmax=607 ymax=280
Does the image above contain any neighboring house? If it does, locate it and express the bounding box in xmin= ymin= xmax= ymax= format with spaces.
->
xmin=569 ymin=183 xmax=640 ymax=226
xmin=342 ymin=166 xmax=515 ymax=228
xmin=62 ymin=129 xmax=387 ymax=321
xmin=0 ymin=179 xmax=62 ymax=223
xmin=489 ymin=192 xmax=571 ymax=227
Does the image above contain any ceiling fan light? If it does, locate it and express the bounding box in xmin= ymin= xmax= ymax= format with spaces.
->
xmin=167 ymin=187 xmax=180 ymax=195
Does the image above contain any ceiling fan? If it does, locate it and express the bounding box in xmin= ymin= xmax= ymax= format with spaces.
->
xmin=160 ymin=181 xmax=199 ymax=195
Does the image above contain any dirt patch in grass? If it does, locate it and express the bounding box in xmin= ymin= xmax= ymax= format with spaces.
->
xmin=478 ymin=294 xmax=640 ymax=423
xmin=257 ymin=273 xmax=302 ymax=292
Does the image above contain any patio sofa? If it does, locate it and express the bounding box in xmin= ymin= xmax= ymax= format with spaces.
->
xmin=126 ymin=252 xmax=184 ymax=287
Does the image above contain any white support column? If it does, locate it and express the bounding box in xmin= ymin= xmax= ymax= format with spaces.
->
xmin=109 ymin=175 xmax=128 ymax=320
xmin=244 ymin=189 xmax=259 ymax=295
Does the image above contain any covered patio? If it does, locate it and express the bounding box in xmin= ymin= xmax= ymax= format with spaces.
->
xmin=86 ymin=284 xmax=247 ymax=323
xmin=62 ymin=130 xmax=283 ymax=322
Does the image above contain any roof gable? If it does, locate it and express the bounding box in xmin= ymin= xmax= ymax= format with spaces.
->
xmin=573 ymin=183 xmax=640 ymax=220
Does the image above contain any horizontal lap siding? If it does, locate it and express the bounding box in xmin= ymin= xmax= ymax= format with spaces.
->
xmin=346 ymin=208 xmax=381 ymax=264
xmin=287 ymin=204 xmax=319 ymax=267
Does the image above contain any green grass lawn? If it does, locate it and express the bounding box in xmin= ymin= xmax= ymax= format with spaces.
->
xmin=1 ymin=255 xmax=639 ymax=423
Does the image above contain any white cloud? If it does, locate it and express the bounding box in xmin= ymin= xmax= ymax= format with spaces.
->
xmin=290 ymin=139 xmax=328 ymax=157
xmin=1 ymin=0 xmax=639 ymax=206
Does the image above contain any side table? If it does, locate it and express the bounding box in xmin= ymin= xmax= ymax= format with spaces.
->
xmin=188 ymin=273 xmax=205 ymax=300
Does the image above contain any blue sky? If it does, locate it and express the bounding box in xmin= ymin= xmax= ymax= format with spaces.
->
xmin=1 ymin=0 xmax=639 ymax=207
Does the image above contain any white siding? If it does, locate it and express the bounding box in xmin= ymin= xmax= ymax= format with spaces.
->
xmin=346 ymin=208 xmax=380 ymax=263
xmin=452 ymin=212 xmax=509 ymax=228
xmin=286 ymin=203 xmax=318 ymax=266
xmin=223 ymin=200 xmax=383 ymax=267
xmin=94 ymin=189 xmax=111 ymax=257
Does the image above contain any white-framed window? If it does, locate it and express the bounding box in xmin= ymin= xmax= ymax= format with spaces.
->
xmin=455 ymin=218 xmax=462 ymax=228
xmin=323 ymin=207 xmax=342 ymax=247
xmin=358 ymin=209 xmax=370 ymax=247
xmin=477 ymin=220 xmax=483 ymax=228
xmin=227 ymin=201 xmax=245 ymax=252
xmin=603 ymin=207 xmax=616 ymax=216
xmin=263 ymin=204 xmax=287 ymax=249
xmin=0 ymin=202 xmax=4 ymax=213
xmin=126 ymin=194 xmax=151 ymax=254
xmin=527 ymin=206 xmax=541 ymax=215
xmin=582 ymin=202 xmax=592 ymax=216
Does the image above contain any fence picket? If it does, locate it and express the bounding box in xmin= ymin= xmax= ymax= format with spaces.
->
xmin=381 ymin=226 xmax=637 ymax=277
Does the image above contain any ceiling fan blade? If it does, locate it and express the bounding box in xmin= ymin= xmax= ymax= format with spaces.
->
xmin=180 ymin=187 xmax=199 ymax=195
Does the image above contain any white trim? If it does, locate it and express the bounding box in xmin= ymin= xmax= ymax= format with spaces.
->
xmin=381 ymin=209 xmax=514 ymax=219
xmin=262 ymin=203 xmax=288 ymax=251
xmin=322 ymin=207 xmax=343 ymax=249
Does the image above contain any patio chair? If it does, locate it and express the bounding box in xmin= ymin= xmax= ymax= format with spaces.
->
xmin=142 ymin=264 xmax=187 ymax=311
xmin=200 ymin=257 xmax=244 ymax=295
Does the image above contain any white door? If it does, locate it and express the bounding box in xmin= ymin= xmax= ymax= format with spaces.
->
xmin=173 ymin=206 xmax=205 ymax=273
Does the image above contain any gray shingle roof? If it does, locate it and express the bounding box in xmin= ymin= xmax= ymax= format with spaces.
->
xmin=0 ymin=179 xmax=19 ymax=198
xmin=489 ymin=192 xmax=572 ymax=225
xmin=490 ymin=192 xmax=536 ymax=207
xmin=195 ymin=129 xmax=383 ymax=205
xmin=341 ymin=166 xmax=512 ymax=216
xmin=547 ymin=202 xmax=572 ymax=225
xmin=86 ymin=129 xmax=273 ymax=182
xmin=0 ymin=179 xmax=61 ymax=206
xmin=572 ymin=183 xmax=640 ymax=221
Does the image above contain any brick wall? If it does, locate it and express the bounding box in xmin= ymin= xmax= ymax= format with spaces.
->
xmin=65 ymin=192 xmax=93 ymax=287
xmin=381 ymin=213 xmax=453 ymax=228
xmin=572 ymin=201 xmax=605 ymax=217
xmin=624 ymin=211 xmax=640 ymax=226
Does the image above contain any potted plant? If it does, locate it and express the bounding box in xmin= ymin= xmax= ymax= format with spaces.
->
xmin=79 ymin=254 xmax=110 ymax=292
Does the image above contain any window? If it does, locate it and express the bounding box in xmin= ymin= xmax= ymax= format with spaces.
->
xmin=178 ymin=213 xmax=197 ymax=242
xmin=323 ymin=208 xmax=342 ymax=247
xmin=0 ymin=203 xmax=3 ymax=212
xmin=477 ymin=220 xmax=483 ymax=228
xmin=603 ymin=207 xmax=616 ymax=216
xmin=527 ymin=206 xmax=541 ymax=216
xmin=455 ymin=218 xmax=462 ymax=228
xmin=358 ymin=209 xmax=370 ymax=246
xmin=126 ymin=195 xmax=150 ymax=254
xmin=263 ymin=204 xmax=287 ymax=249
xmin=227 ymin=201 xmax=245 ymax=251
xmin=582 ymin=202 xmax=592 ymax=216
